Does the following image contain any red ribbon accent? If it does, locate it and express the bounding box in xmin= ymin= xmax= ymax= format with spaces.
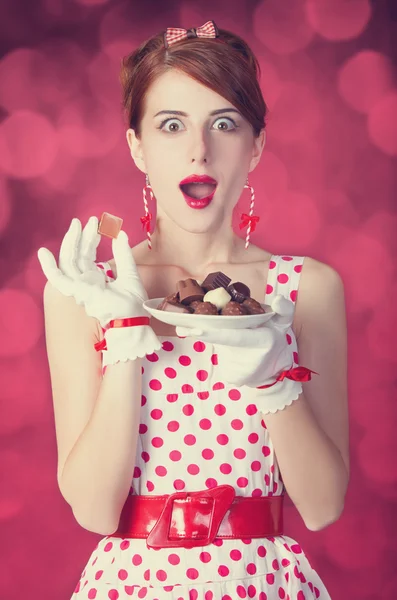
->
xmin=94 ymin=317 xmax=151 ymax=352
xmin=257 ymin=366 xmax=318 ymax=390
xmin=140 ymin=213 xmax=152 ymax=232
xmin=239 ymin=213 xmax=260 ymax=232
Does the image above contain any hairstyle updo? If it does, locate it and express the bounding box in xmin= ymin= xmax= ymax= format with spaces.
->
xmin=120 ymin=26 xmax=268 ymax=138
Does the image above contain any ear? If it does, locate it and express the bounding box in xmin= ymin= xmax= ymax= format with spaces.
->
xmin=248 ymin=129 xmax=266 ymax=173
xmin=126 ymin=128 xmax=147 ymax=174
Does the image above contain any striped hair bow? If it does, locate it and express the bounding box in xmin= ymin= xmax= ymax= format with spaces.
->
xmin=164 ymin=20 xmax=219 ymax=49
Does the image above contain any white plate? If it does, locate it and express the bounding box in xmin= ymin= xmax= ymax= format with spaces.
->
xmin=143 ymin=298 xmax=275 ymax=330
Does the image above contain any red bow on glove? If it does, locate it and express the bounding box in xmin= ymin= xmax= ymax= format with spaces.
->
xmin=257 ymin=366 xmax=318 ymax=389
xmin=239 ymin=213 xmax=260 ymax=232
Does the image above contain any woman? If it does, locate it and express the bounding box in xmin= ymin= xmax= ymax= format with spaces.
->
xmin=38 ymin=21 xmax=349 ymax=600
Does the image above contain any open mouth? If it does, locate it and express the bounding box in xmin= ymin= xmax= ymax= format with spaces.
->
xmin=179 ymin=182 xmax=217 ymax=200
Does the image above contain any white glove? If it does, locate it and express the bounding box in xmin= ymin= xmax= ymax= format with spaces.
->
xmin=38 ymin=216 xmax=162 ymax=366
xmin=176 ymin=295 xmax=311 ymax=414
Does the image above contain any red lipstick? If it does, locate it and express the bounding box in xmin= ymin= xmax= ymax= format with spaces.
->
xmin=179 ymin=174 xmax=218 ymax=209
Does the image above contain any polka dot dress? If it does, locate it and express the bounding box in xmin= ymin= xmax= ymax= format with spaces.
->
xmin=71 ymin=256 xmax=331 ymax=600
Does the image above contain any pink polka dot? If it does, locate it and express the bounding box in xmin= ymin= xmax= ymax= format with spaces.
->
xmin=269 ymin=260 xmax=276 ymax=269
xmin=108 ymin=590 xmax=119 ymax=600
xmin=187 ymin=463 xmax=200 ymax=475
xmin=149 ymin=379 xmax=162 ymax=391
xmin=220 ymin=463 xmax=232 ymax=474
xmin=151 ymin=437 xmax=164 ymax=448
xmin=237 ymin=477 xmax=248 ymax=487
xmin=118 ymin=570 xmax=128 ymax=581
xmin=217 ymin=434 xmax=229 ymax=445
xmin=251 ymin=461 xmax=261 ymax=471
xmin=213 ymin=382 xmax=225 ymax=390
xmin=281 ymin=558 xmax=291 ymax=567
xmin=278 ymin=588 xmax=286 ymax=599
xmin=193 ymin=341 xmax=206 ymax=352
xmin=124 ymin=587 xmax=135 ymax=596
xmin=228 ymin=389 xmax=241 ymax=400
xmin=173 ymin=479 xmax=185 ymax=490
xmin=230 ymin=549 xmax=242 ymax=560
xmin=156 ymin=570 xmax=167 ymax=581
xmin=247 ymin=585 xmax=257 ymax=598
xmin=294 ymin=264 xmax=303 ymax=273
xmin=199 ymin=551 xmax=212 ymax=563
xmin=231 ymin=419 xmax=244 ymax=430
xmin=262 ymin=445 xmax=271 ymax=457
xmin=146 ymin=481 xmax=154 ymax=492
xmin=95 ymin=570 xmax=103 ymax=580
xmin=205 ymin=592 xmax=214 ymax=600
xmin=186 ymin=568 xmax=199 ymax=579
xmin=286 ymin=333 xmax=292 ymax=345
xmin=197 ymin=369 xmax=208 ymax=381
xmin=211 ymin=353 xmax=218 ymax=365
xmin=237 ymin=585 xmax=247 ymax=598
xmin=106 ymin=269 xmax=115 ymax=279
xmin=132 ymin=554 xmax=142 ymax=566
xmin=146 ymin=352 xmax=159 ymax=362
xmin=206 ymin=478 xmax=218 ymax=488
xmin=167 ymin=394 xmax=179 ymax=403
xmin=143 ymin=569 xmax=150 ymax=580
xmin=88 ymin=590 xmax=97 ymax=599
xmin=214 ymin=404 xmax=226 ymax=416
xmin=252 ymin=488 xmax=263 ymax=497
xmin=165 ymin=367 xmax=177 ymax=378
xmin=234 ymin=448 xmax=246 ymax=459
xmin=198 ymin=391 xmax=209 ymax=400
xmin=155 ymin=466 xmax=167 ymax=476
xmin=170 ymin=450 xmax=182 ymax=461
xmin=168 ymin=553 xmax=180 ymax=565
xmin=162 ymin=341 xmax=174 ymax=351
xmin=218 ymin=565 xmax=229 ymax=577
xmin=120 ymin=541 xmax=130 ymax=550
xmin=246 ymin=404 xmax=257 ymax=416
xmin=179 ymin=355 xmax=191 ymax=366
xmin=247 ymin=563 xmax=257 ymax=575
xmin=293 ymin=351 xmax=299 ymax=363
xmin=202 ymin=448 xmax=214 ymax=459
xmin=257 ymin=545 xmax=267 ymax=557
xmin=137 ymin=589 xmax=147 ymax=599
xmin=248 ymin=432 xmax=259 ymax=443
xmin=266 ymin=573 xmax=275 ymax=584
xmin=183 ymin=404 xmax=194 ymax=416
xmin=290 ymin=290 xmax=297 ymax=302
xmin=150 ymin=409 xmax=163 ymax=420
xmin=184 ymin=434 xmax=196 ymax=445
xmin=104 ymin=542 xmax=113 ymax=552
xmin=168 ymin=421 xmax=180 ymax=432
xmin=199 ymin=418 xmax=212 ymax=430
xmin=297 ymin=593 xmax=306 ymax=600
xmin=272 ymin=559 xmax=280 ymax=570
xmin=141 ymin=395 xmax=147 ymax=406
xmin=189 ymin=590 xmax=198 ymax=600
xmin=277 ymin=273 xmax=289 ymax=284
xmin=281 ymin=256 xmax=293 ymax=261
xmin=290 ymin=543 xmax=302 ymax=554
xmin=266 ymin=284 xmax=274 ymax=295
xmin=133 ymin=466 xmax=141 ymax=478
xmin=182 ymin=384 xmax=194 ymax=394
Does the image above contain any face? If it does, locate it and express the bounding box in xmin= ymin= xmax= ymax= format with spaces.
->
xmin=127 ymin=69 xmax=265 ymax=234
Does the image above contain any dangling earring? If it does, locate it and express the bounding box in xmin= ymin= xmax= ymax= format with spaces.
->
xmin=239 ymin=178 xmax=260 ymax=249
xmin=141 ymin=173 xmax=154 ymax=250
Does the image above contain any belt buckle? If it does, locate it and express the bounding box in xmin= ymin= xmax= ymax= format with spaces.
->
xmin=146 ymin=485 xmax=235 ymax=549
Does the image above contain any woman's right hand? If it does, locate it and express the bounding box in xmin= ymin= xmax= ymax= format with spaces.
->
xmin=38 ymin=216 xmax=162 ymax=364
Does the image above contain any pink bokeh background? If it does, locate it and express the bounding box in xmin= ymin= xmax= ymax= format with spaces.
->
xmin=0 ymin=0 xmax=396 ymax=599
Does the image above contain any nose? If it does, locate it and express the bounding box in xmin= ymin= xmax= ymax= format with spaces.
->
xmin=189 ymin=129 xmax=209 ymax=164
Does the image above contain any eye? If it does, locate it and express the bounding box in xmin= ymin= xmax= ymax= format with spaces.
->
xmin=212 ymin=117 xmax=237 ymax=131
xmin=159 ymin=118 xmax=185 ymax=133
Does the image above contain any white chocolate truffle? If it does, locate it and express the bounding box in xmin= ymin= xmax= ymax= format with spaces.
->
xmin=203 ymin=287 xmax=231 ymax=310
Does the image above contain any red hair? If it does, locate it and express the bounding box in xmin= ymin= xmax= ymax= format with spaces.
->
xmin=120 ymin=27 xmax=267 ymax=138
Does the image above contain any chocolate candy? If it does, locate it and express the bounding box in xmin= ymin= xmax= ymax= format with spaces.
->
xmin=221 ymin=301 xmax=249 ymax=316
xmin=203 ymin=287 xmax=231 ymax=310
xmin=193 ymin=301 xmax=218 ymax=315
xmin=201 ymin=271 xmax=231 ymax=292
xmin=177 ymin=279 xmax=205 ymax=305
xmin=98 ymin=212 xmax=123 ymax=239
xmin=242 ymin=297 xmax=266 ymax=314
xmin=227 ymin=282 xmax=250 ymax=303
xmin=157 ymin=298 xmax=192 ymax=313
xmin=189 ymin=300 xmax=203 ymax=311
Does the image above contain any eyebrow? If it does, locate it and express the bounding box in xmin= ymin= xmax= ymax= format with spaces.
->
xmin=153 ymin=108 xmax=241 ymax=118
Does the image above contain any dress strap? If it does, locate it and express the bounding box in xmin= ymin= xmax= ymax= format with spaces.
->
xmin=264 ymin=255 xmax=305 ymax=307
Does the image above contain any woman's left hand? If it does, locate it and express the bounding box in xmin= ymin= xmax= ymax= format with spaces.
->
xmin=176 ymin=294 xmax=297 ymax=388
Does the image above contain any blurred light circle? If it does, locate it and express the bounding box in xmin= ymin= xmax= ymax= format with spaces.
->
xmin=305 ymin=0 xmax=371 ymax=41
xmin=0 ymin=48 xmax=42 ymax=112
xmin=0 ymin=111 xmax=58 ymax=178
xmin=258 ymin=58 xmax=284 ymax=110
xmin=253 ymin=0 xmax=314 ymax=55
xmin=337 ymin=51 xmax=394 ymax=114
xmin=366 ymin=291 xmax=397 ymax=364
xmin=87 ymin=51 xmax=122 ymax=108
xmin=261 ymin=151 xmax=289 ymax=200
xmin=0 ymin=290 xmax=42 ymax=357
xmin=269 ymin=83 xmax=322 ymax=142
xmin=367 ymin=92 xmax=397 ymax=157
xmin=99 ymin=3 xmax=142 ymax=59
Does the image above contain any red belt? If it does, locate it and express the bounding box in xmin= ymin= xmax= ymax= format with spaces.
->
xmin=113 ymin=484 xmax=284 ymax=549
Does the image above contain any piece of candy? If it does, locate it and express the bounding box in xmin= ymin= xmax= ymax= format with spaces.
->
xmin=242 ymin=297 xmax=266 ymax=314
xmin=189 ymin=300 xmax=203 ymax=311
xmin=177 ymin=279 xmax=205 ymax=305
xmin=193 ymin=301 xmax=218 ymax=315
xmin=98 ymin=212 xmax=123 ymax=239
xmin=227 ymin=282 xmax=250 ymax=303
xmin=201 ymin=271 xmax=231 ymax=292
xmin=221 ymin=301 xmax=249 ymax=316
xmin=157 ymin=298 xmax=192 ymax=313
xmin=203 ymin=287 xmax=231 ymax=310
